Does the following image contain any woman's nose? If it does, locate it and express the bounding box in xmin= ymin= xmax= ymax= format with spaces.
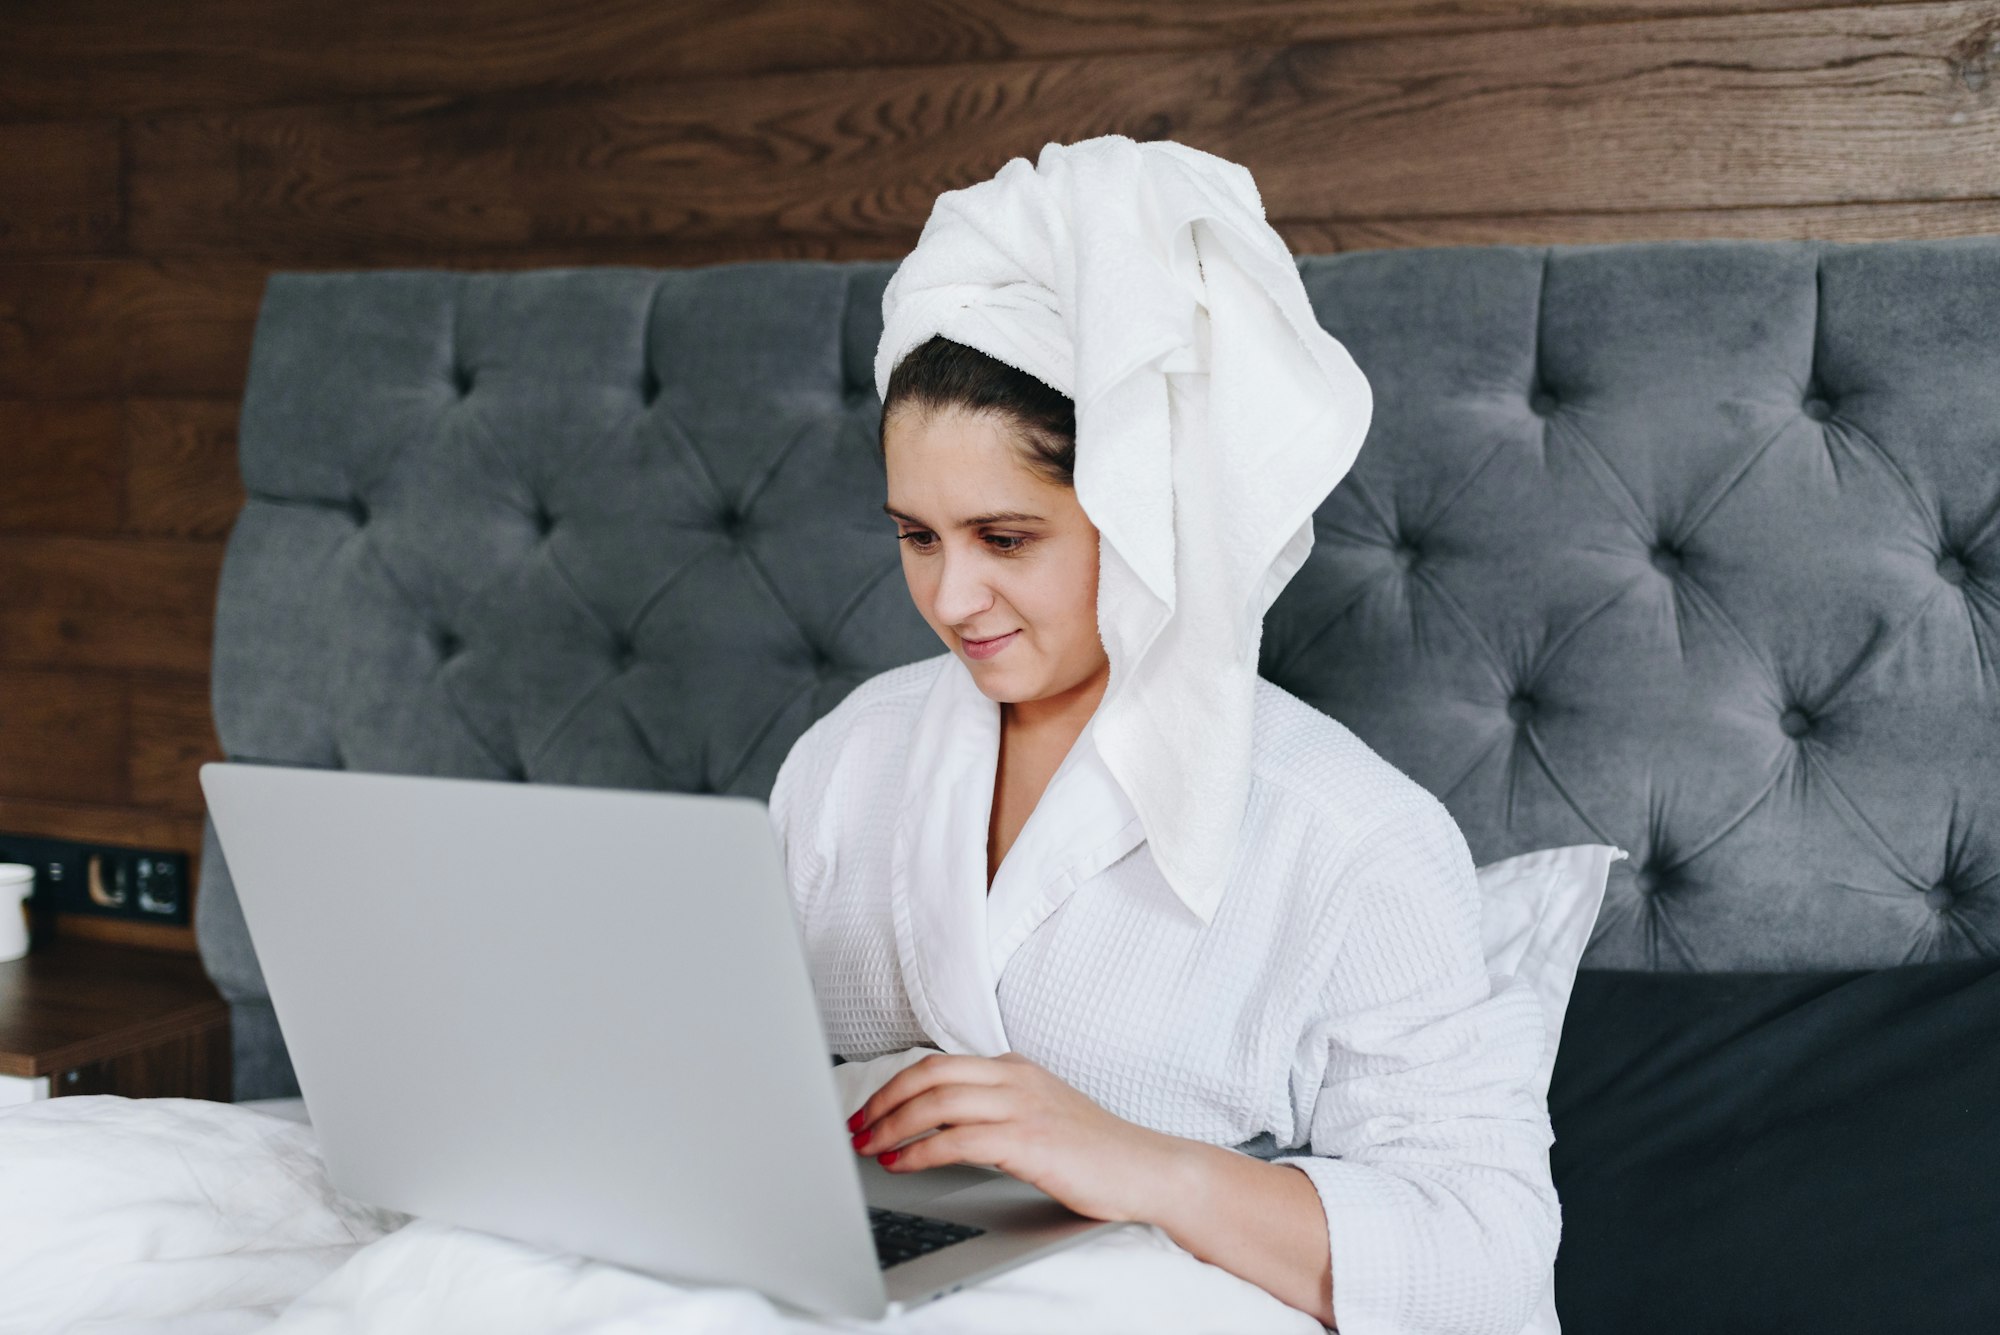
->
xmin=930 ymin=550 xmax=994 ymax=624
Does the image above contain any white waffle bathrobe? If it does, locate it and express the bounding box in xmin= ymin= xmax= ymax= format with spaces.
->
xmin=769 ymin=652 xmax=1560 ymax=1335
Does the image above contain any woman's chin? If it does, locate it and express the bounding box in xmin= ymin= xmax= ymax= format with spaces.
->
xmin=962 ymin=656 xmax=1036 ymax=701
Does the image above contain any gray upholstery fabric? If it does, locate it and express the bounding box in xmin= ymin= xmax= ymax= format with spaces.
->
xmin=202 ymin=240 xmax=2000 ymax=1099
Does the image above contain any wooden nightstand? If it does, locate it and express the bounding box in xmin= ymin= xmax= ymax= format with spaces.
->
xmin=0 ymin=936 xmax=231 ymax=1105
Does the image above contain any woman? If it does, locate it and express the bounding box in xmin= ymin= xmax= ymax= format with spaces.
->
xmin=770 ymin=139 xmax=1558 ymax=1334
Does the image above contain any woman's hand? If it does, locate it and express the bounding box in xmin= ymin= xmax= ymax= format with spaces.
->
xmin=849 ymin=1050 xmax=1337 ymax=1325
xmin=846 ymin=1051 xmax=1188 ymax=1224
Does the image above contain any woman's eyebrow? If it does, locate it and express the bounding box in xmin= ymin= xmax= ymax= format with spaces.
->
xmin=882 ymin=505 xmax=1045 ymax=527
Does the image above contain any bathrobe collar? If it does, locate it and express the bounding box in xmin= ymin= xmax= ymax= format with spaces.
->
xmin=888 ymin=655 xmax=1147 ymax=1056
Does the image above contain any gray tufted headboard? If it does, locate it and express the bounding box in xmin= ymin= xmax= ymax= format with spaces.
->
xmin=200 ymin=238 xmax=2000 ymax=1100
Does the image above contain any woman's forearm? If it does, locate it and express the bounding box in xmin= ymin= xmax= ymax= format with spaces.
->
xmin=1134 ymin=1132 xmax=1335 ymax=1328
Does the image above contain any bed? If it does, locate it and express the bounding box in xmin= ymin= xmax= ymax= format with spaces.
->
xmin=6 ymin=236 xmax=1998 ymax=1334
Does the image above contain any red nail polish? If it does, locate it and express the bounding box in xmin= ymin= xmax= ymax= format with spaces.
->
xmin=851 ymin=1131 xmax=868 ymax=1151
xmin=847 ymin=1110 xmax=863 ymax=1132
xmin=878 ymin=1150 xmax=899 ymax=1166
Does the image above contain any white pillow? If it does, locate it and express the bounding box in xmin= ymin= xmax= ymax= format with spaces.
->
xmin=1474 ymin=842 xmax=1625 ymax=1335
xmin=1477 ymin=843 xmax=1624 ymax=1101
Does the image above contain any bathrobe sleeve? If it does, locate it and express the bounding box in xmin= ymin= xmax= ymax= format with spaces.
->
xmin=767 ymin=713 xmax=835 ymax=921
xmin=1273 ymin=800 xmax=1560 ymax=1335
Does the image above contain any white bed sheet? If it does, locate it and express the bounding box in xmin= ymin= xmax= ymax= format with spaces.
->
xmin=0 ymin=1096 xmax=1321 ymax=1335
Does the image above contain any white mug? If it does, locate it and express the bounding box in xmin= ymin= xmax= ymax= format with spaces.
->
xmin=0 ymin=864 xmax=34 ymax=963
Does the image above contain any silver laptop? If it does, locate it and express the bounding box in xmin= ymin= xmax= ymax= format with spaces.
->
xmin=199 ymin=761 xmax=1119 ymax=1320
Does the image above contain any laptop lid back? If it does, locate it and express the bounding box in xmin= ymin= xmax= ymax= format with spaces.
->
xmin=198 ymin=761 xmax=888 ymax=1319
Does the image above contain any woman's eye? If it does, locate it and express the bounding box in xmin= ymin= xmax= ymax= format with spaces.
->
xmin=895 ymin=530 xmax=1032 ymax=555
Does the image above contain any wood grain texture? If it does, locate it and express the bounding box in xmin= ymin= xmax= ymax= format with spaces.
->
xmin=0 ymin=398 xmax=244 ymax=539
xmin=129 ymin=675 xmax=223 ymax=815
xmin=54 ymin=1016 xmax=230 ymax=1098
xmin=0 ymin=0 xmax=1940 ymax=121
xmin=0 ymin=261 xmax=265 ymax=398
xmin=124 ymin=2 xmax=2000 ymax=260
xmin=0 ymin=120 xmax=120 ymax=255
xmin=0 ymin=400 xmax=124 ymax=534
xmin=0 ymin=793 xmax=200 ymax=854
xmin=126 ymin=399 xmax=245 ymax=540
xmin=1275 ymin=197 xmax=2000 ymax=247
xmin=0 ymin=936 xmax=227 ymax=1078
xmin=0 ymin=534 xmax=221 ymax=674
xmin=48 ymin=915 xmax=199 ymax=955
xmin=0 ymin=667 xmax=128 ymax=806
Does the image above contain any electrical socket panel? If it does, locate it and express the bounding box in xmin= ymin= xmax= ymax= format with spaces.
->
xmin=0 ymin=831 xmax=191 ymax=925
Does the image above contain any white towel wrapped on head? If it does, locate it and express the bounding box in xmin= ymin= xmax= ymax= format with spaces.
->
xmin=873 ymin=134 xmax=1374 ymax=922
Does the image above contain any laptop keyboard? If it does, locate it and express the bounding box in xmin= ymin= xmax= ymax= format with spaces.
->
xmin=867 ymin=1206 xmax=986 ymax=1269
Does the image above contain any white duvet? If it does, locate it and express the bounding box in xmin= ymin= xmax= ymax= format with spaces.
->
xmin=0 ymin=1095 xmax=1319 ymax=1335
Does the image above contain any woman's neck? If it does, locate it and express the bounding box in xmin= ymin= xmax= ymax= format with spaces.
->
xmin=987 ymin=661 xmax=1113 ymax=889
xmin=1000 ymin=661 xmax=1111 ymax=748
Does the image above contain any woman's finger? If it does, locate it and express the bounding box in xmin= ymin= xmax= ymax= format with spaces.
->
xmin=854 ymin=1052 xmax=1008 ymax=1132
xmin=854 ymin=1083 xmax=1014 ymax=1155
xmin=877 ymin=1122 xmax=1008 ymax=1174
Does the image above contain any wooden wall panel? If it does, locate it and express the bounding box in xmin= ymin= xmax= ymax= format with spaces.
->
xmin=0 ymin=668 xmax=128 ymax=806
xmin=0 ymin=793 xmax=205 ymax=874
xmin=0 ymin=121 xmax=121 ymax=255
xmin=0 ymin=261 xmax=265 ymax=398
xmin=1278 ymin=197 xmax=2000 ymax=248
xmin=128 ymin=676 xmax=222 ymax=816
xmin=118 ymin=3 xmax=2000 ymax=260
xmin=0 ymin=535 xmax=221 ymax=675
xmin=125 ymin=400 xmax=245 ymax=541
xmin=0 ymin=0 xmax=1992 ymax=959
xmin=0 ymin=0 xmax=1934 ymax=120
xmin=125 ymin=71 xmax=1016 ymax=256
xmin=0 ymin=669 xmax=216 ymax=814
xmin=0 ymin=401 xmax=125 ymax=535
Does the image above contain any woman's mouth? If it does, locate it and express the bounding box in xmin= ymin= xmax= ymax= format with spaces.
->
xmin=961 ymin=630 xmax=1019 ymax=661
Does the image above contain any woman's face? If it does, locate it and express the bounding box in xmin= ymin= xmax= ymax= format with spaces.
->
xmin=883 ymin=405 xmax=1107 ymax=707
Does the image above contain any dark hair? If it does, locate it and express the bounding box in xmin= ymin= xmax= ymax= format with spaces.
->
xmin=879 ymin=335 xmax=1076 ymax=487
